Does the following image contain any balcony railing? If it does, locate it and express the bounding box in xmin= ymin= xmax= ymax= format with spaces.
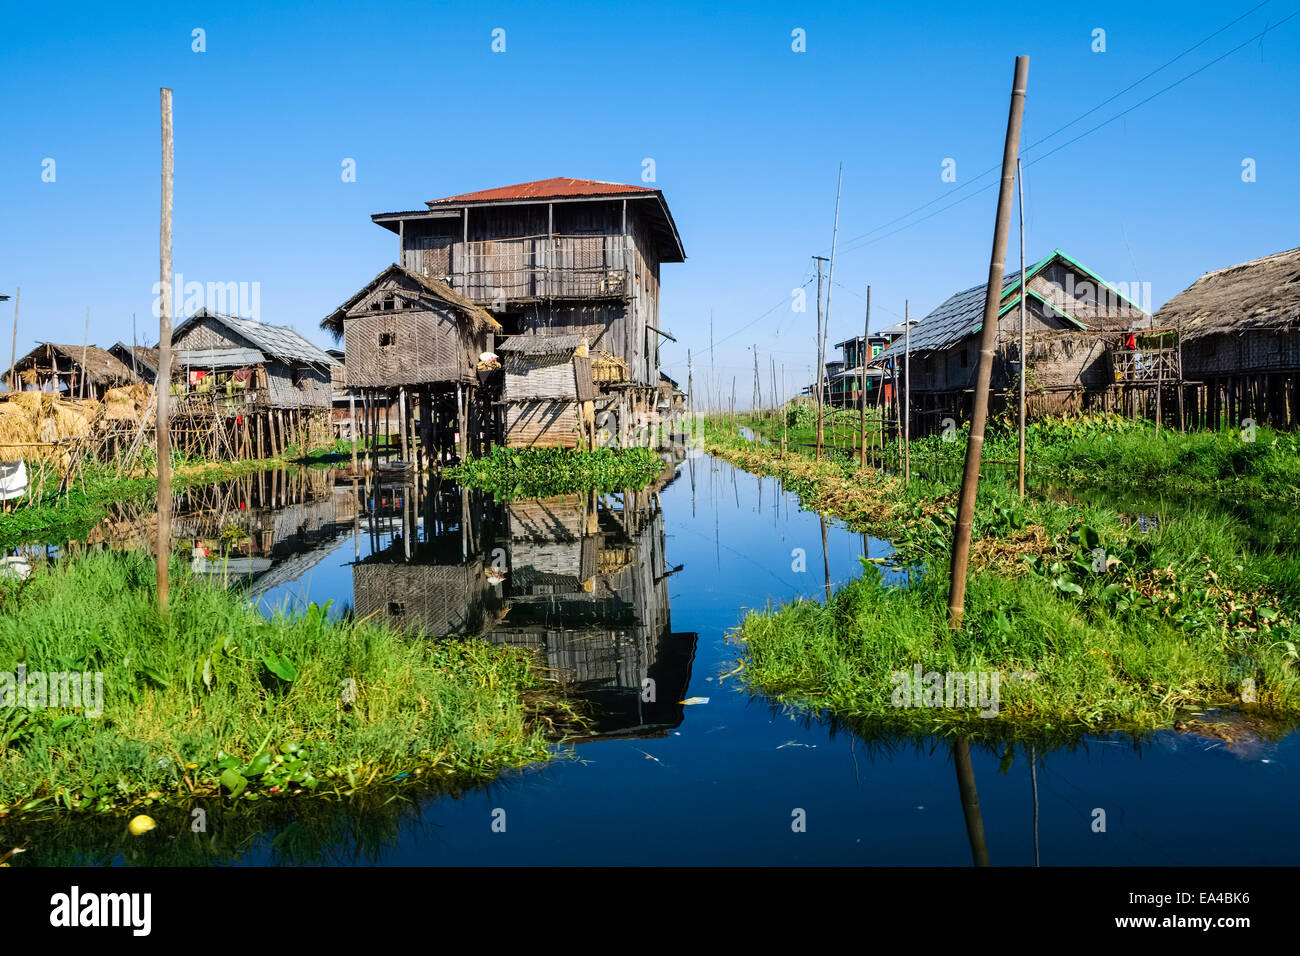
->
xmin=410 ymin=234 xmax=634 ymax=305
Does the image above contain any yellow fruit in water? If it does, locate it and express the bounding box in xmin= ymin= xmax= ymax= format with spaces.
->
xmin=128 ymin=815 xmax=156 ymax=836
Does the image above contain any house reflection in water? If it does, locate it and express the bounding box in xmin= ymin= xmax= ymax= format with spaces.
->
xmin=351 ymin=468 xmax=698 ymax=742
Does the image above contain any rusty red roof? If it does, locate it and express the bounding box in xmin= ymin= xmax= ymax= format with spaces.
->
xmin=426 ymin=177 xmax=658 ymax=206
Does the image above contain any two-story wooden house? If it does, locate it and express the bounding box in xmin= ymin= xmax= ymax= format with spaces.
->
xmin=352 ymin=177 xmax=685 ymax=450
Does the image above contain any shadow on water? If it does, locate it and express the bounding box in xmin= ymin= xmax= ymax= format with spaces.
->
xmin=5 ymin=450 xmax=1299 ymax=865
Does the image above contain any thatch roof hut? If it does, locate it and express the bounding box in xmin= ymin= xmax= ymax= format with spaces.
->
xmin=1157 ymin=247 xmax=1300 ymax=377
xmin=8 ymin=343 xmax=134 ymax=400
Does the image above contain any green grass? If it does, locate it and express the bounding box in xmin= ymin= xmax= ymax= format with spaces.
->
xmin=447 ymin=445 xmax=665 ymax=498
xmin=701 ymin=414 xmax=1300 ymax=735
xmin=0 ymin=550 xmax=556 ymax=818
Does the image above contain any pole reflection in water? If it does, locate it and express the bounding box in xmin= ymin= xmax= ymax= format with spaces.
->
xmin=953 ymin=737 xmax=990 ymax=867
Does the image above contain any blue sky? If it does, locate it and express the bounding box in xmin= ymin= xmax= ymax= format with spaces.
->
xmin=2 ymin=0 xmax=1297 ymax=398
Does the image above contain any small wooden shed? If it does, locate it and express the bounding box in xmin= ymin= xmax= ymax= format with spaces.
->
xmin=498 ymin=333 xmax=599 ymax=448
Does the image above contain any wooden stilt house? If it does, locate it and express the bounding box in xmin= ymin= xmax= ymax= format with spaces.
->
xmin=169 ymin=308 xmax=338 ymax=457
xmin=320 ymin=264 xmax=503 ymax=462
xmin=870 ymin=249 xmax=1156 ymax=434
xmin=367 ymin=177 xmax=685 ymax=448
xmin=1155 ymin=246 xmax=1300 ymax=429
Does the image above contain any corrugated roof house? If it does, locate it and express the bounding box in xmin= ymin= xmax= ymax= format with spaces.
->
xmin=870 ymin=249 xmax=1151 ymax=426
xmin=171 ymin=308 xmax=337 ymax=410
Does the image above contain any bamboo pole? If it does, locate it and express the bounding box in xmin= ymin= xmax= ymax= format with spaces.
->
xmin=1016 ymin=157 xmax=1027 ymax=498
xmin=860 ymin=286 xmax=870 ymax=470
xmin=904 ymin=299 xmax=911 ymax=486
xmin=947 ymin=55 xmax=1028 ymax=629
xmin=818 ymin=163 xmax=843 ymax=459
xmin=156 ymin=87 xmax=174 ymax=612
xmin=8 ymin=287 xmax=18 ymax=393
xmin=80 ymin=308 xmax=88 ymax=400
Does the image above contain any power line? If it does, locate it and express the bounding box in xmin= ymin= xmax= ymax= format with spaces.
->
xmin=831 ymin=2 xmax=1286 ymax=256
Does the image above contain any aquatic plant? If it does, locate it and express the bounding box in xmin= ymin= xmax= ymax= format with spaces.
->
xmin=448 ymin=446 xmax=664 ymax=498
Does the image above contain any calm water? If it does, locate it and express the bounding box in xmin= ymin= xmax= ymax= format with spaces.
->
xmin=7 ymin=453 xmax=1297 ymax=865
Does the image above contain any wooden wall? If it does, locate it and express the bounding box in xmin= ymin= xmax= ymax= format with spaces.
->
xmin=505 ymin=400 xmax=582 ymax=448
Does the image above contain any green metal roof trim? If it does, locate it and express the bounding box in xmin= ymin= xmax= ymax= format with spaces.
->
xmin=996 ymin=288 xmax=1087 ymax=330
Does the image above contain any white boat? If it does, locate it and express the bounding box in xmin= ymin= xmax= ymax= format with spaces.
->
xmin=0 ymin=460 xmax=27 ymax=502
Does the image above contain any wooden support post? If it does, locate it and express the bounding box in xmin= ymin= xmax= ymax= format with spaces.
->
xmin=859 ymin=286 xmax=870 ymax=470
xmin=947 ymin=55 xmax=1028 ymax=629
xmin=398 ymin=388 xmax=409 ymax=463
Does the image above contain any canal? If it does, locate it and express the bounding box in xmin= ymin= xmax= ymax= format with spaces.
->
xmin=7 ymin=451 xmax=1298 ymax=865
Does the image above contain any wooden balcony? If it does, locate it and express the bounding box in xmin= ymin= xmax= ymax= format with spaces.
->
xmin=406 ymin=233 xmax=636 ymax=306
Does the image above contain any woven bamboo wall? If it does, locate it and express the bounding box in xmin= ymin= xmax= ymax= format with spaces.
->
xmin=344 ymin=308 xmax=478 ymax=387
xmin=503 ymin=354 xmax=577 ymax=401
xmin=1184 ymin=329 xmax=1300 ymax=376
xmin=505 ymin=400 xmax=581 ymax=448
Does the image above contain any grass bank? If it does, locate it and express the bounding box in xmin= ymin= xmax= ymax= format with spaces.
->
xmin=700 ymin=417 xmax=1300 ymax=735
xmin=737 ymin=409 xmax=1300 ymax=501
xmin=447 ymin=445 xmax=665 ymax=498
xmin=0 ymin=550 xmax=556 ymax=818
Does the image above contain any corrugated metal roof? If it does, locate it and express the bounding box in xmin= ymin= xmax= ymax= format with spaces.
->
xmin=176 ymin=347 xmax=265 ymax=367
xmin=497 ymin=334 xmax=586 ymax=355
xmin=427 ymin=177 xmax=658 ymax=206
xmin=181 ymin=310 xmax=337 ymax=366
xmin=875 ymin=270 xmax=1023 ymax=363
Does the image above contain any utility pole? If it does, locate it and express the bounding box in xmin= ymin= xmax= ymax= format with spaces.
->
xmin=817 ymin=163 xmax=844 ymax=460
xmin=813 ymin=255 xmax=828 ymax=459
xmin=1016 ymin=157 xmax=1028 ymax=499
xmin=752 ymin=345 xmax=760 ymax=413
xmin=80 ymin=308 xmax=88 ymax=400
xmin=157 ymin=86 xmax=175 ymax=613
xmin=904 ymin=299 xmax=911 ymax=486
xmin=947 ymin=55 xmax=1029 ymax=629
xmin=781 ymin=364 xmax=788 ymax=455
xmin=859 ymin=286 xmax=870 ymax=469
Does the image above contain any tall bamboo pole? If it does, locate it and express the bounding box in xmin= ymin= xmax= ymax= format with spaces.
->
xmin=1016 ymin=157 xmax=1027 ymax=498
xmin=904 ymin=299 xmax=911 ymax=486
xmin=80 ymin=308 xmax=88 ymax=400
xmin=816 ymin=163 xmax=844 ymax=460
xmin=859 ymin=286 xmax=870 ymax=469
xmin=8 ymin=288 xmax=18 ymax=392
xmin=953 ymin=738 xmax=990 ymax=866
xmin=947 ymin=55 xmax=1029 ymax=629
xmin=156 ymin=87 xmax=175 ymax=612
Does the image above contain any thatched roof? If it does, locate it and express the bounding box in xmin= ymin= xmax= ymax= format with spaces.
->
xmin=320 ymin=264 xmax=502 ymax=341
xmin=12 ymin=343 xmax=134 ymax=386
xmin=1156 ymin=247 xmax=1300 ymax=342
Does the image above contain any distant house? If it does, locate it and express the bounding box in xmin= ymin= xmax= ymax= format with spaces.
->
xmin=107 ymin=343 xmax=160 ymax=385
xmin=1155 ymin=246 xmax=1300 ymax=429
xmin=829 ymin=332 xmax=895 ymax=408
xmin=170 ymin=309 xmax=338 ymax=456
xmin=871 ymin=249 xmax=1152 ymax=432
xmin=8 ymin=343 xmax=134 ymax=399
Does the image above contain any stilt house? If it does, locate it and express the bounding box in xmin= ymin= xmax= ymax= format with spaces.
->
xmin=8 ymin=343 xmax=134 ymax=399
xmin=871 ymin=250 xmax=1155 ymax=433
xmin=364 ymin=177 xmax=685 ymax=448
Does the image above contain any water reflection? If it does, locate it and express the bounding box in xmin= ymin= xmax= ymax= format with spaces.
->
xmin=348 ymin=466 xmax=699 ymax=741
